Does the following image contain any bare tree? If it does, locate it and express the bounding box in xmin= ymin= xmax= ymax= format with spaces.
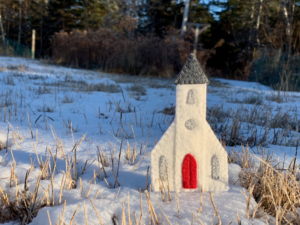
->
xmin=180 ymin=0 xmax=190 ymax=36
xmin=253 ymin=0 xmax=263 ymax=46
xmin=0 ymin=15 xmax=4 ymax=44
xmin=281 ymin=0 xmax=295 ymax=55
xmin=0 ymin=0 xmax=5 ymax=44
xmin=17 ymin=0 xmax=22 ymax=48
xmin=40 ymin=0 xmax=44 ymax=57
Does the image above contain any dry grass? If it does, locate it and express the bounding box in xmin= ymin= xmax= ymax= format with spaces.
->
xmin=61 ymin=94 xmax=74 ymax=104
xmin=62 ymin=119 xmax=79 ymax=133
xmin=207 ymin=103 xmax=299 ymax=147
xmin=36 ymin=104 xmax=55 ymax=113
xmin=1 ymin=130 xmax=300 ymax=224
xmin=36 ymin=86 xmax=52 ymax=95
xmin=125 ymin=141 xmax=137 ymax=165
xmin=0 ymin=66 xmax=7 ymax=72
xmin=5 ymin=64 xmax=28 ymax=71
xmin=1 ymin=76 xmax=15 ymax=86
xmin=0 ymin=130 xmax=80 ymax=224
xmin=127 ymin=83 xmax=147 ymax=96
xmin=147 ymin=81 xmax=174 ymax=90
xmin=110 ymin=120 xmax=136 ymax=139
xmin=230 ymin=146 xmax=300 ymax=224
xmin=42 ymin=78 xmax=122 ymax=94
xmin=28 ymin=75 xmax=47 ymax=80
xmin=228 ymin=95 xmax=263 ymax=105
xmin=89 ymin=83 xmax=122 ymax=93
xmin=0 ymin=173 xmax=46 ymax=224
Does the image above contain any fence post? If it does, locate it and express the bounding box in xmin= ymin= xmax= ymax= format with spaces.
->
xmin=0 ymin=15 xmax=5 ymax=44
xmin=31 ymin=29 xmax=36 ymax=59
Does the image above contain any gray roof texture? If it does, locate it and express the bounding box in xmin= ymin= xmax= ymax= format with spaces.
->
xmin=174 ymin=54 xmax=209 ymax=85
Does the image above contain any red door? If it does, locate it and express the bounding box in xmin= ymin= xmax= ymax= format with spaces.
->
xmin=182 ymin=154 xmax=197 ymax=189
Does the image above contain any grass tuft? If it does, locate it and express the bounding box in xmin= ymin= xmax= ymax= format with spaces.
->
xmin=1 ymin=76 xmax=15 ymax=86
xmin=127 ymin=83 xmax=147 ymax=96
xmin=233 ymin=146 xmax=300 ymax=224
xmin=61 ymin=94 xmax=74 ymax=104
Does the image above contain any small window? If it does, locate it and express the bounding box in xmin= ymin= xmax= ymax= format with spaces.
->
xmin=186 ymin=90 xmax=196 ymax=104
xmin=159 ymin=156 xmax=168 ymax=181
xmin=185 ymin=119 xmax=197 ymax=130
xmin=211 ymin=155 xmax=220 ymax=180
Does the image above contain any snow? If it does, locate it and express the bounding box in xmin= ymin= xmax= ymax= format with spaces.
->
xmin=213 ymin=78 xmax=272 ymax=91
xmin=0 ymin=56 xmax=298 ymax=224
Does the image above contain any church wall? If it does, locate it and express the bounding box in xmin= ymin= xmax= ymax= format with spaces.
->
xmin=201 ymin=121 xmax=229 ymax=192
xmin=151 ymin=122 xmax=176 ymax=191
xmin=174 ymin=84 xmax=207 ymax=192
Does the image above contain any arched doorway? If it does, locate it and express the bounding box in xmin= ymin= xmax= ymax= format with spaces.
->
xmin=182 ymin=154 xmax=197 ymax=189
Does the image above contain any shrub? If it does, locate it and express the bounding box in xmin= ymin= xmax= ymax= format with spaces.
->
xmin=51 ymin=29 xmax=192 ymax=78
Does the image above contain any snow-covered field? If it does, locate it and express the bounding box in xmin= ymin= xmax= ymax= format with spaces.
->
xmin=0 ymin=56 xmax=299 ymax=225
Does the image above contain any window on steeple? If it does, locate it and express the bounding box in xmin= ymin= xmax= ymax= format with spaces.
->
xmin=186 ymin=90 xmax=196 ymax=104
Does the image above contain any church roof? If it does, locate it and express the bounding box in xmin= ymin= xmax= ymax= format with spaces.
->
xmin=174 ymin=54 xmax=209 ymax=85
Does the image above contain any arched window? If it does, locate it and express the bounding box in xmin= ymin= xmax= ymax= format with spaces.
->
xmin=186 ymin=89 xmax=196 ymax=104
xmin=211 ymin=155 xmax=220 ymax=180
xmin=159 ymin=156 xmax=168 ymax=181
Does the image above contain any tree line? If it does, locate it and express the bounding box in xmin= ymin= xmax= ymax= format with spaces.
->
xmin=0 ymin=0 xmax=300 ymax=85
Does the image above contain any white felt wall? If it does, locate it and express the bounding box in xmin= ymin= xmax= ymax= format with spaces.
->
xmin=151 ymin=122 xmax=175 ymax=192
xmin=174 ymin=84 xmax=207 ymax=192
xmin=151 ymin=83 xmax=229 ymax=193
xmin=201 ymin=122 xmax=229 ymax=192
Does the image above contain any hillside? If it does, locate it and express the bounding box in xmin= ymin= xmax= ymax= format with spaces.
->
xmin=0 ymin=57 xmax=299 ymax=225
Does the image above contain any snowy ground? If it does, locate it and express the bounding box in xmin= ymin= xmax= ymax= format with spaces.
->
xmin=0 ymin=56 xmax=299 ymax=225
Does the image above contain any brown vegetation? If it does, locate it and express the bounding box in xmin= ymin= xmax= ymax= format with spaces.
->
xmin=51 ymin=29 xmax=192 ymax=78
xmin=230 ymin=146 xmax=300 ymax=224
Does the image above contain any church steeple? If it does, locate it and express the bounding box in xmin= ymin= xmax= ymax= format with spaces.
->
xmin=174 ymin=54 xmax=209 ymax=85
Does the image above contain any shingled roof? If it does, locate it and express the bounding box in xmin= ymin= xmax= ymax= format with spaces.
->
xmin=174 ymin=54 xmax=209 ymax=85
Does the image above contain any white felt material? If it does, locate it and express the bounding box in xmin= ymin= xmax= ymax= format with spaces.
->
xmin=201 ymin=121 xmax=229 ymax=192
xmin=151 ymin=122 xmax=175 ymax=192
xmin=174 ymin=84 xmax=207 ymax=192
xmin=151 ymin=83 xmax=229 ymax=193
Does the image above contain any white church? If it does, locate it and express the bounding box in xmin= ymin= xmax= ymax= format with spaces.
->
xmin=151 ymin=54 xmax=229 ymax=193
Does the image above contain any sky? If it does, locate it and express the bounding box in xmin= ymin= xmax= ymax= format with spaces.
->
xmin=203 ymin=0 xmax=228 ymax=19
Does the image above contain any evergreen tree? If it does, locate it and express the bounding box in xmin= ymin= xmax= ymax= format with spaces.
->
xmin=137 ymin=0 xmax=184 ymax=37
xmin=28 ymin=0 xmax=83 ymax=57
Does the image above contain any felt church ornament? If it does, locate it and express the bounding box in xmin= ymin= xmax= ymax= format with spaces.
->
xmin=151 ymin=54 xmax=229 ymax=192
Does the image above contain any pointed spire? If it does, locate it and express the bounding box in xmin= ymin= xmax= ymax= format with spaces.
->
xmin=174 ymin=54 xmax=209 ymax=85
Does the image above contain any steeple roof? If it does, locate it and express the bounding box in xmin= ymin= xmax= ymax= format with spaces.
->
xmin=174 ymin=54 xmax=209 ymax=85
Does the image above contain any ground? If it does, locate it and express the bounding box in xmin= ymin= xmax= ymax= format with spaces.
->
xmin=0 ymin=56 xmax=299 ymax=225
